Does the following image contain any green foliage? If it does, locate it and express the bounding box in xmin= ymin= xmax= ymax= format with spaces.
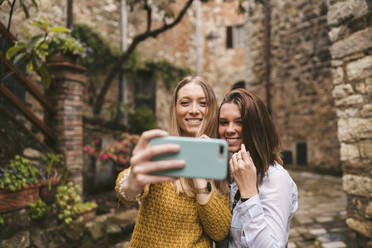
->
xmin=75 ymin=201 xmax=98 ymax=213
xmin=0 ymin=155 xmax=39 ymax=191
xmin=70 ymin=23 xmax=189 ymax=91
xmin=55 ymin=182 xmax=81 ymax=224
xmin=128 ymin=107 xmax=157 ymax=134
xmin=71 ymin=24 xmax=119 ymax=72
xmin=6 ymin=18 xmax=87 ymax=88
xmin=27 ymin=198 xmax=49 ymax=220
xmin=40 ymin=153 xmax=65 ymax=180
xmin=0 ymin=215 xmax=4 ymax=226
xmin=55 ymin=182 xmax=96 ymax=225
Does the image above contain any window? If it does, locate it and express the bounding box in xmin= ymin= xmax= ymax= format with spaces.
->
xmin=226 ymin=24 xmax=245 ymax=49
xmin=134 ymin=70 xmax=156 ymax=113
xmin=281 ymin=150 xmax=293 ymax=165
xmin=296 ymin=143 xmax=307 ymax=166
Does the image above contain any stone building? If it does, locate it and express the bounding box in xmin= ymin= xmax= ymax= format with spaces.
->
xmin=243 ymin=0 xmax=340 ymax=172
xmin=0 ymin=0 xmax=247 ymax=128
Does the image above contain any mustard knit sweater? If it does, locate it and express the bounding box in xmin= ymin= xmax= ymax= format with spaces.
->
xmin=115 ymin=170 xmax=231 ymax=248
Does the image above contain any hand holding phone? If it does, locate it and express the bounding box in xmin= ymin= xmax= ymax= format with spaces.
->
xmin=150 ymin=136 xmax=228 ymax=180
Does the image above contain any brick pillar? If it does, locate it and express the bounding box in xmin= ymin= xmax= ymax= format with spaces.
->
xmin=328 ymin=0 xmax=372 ymax=246
xmin=47 ymin=54 xmax=86 ymax=190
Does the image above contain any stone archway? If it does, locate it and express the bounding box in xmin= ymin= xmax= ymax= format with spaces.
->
xmin=328 ymin=0 xmax=372 ymax=246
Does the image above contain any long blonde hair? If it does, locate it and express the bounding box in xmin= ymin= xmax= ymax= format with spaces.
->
xmin=169 ymin=76 xmax=228 ymax=196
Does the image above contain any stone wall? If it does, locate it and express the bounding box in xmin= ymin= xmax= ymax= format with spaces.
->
xmin=328 ymin=0 xmax=372 ymax=245
xmin=0 ymin=207 xmax=137 ymax=248
xmin=244 ymin=0 xmax=340 ymax=172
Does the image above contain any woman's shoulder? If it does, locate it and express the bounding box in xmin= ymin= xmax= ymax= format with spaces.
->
xmin=265 ymin=162 xmax=296 ymax=188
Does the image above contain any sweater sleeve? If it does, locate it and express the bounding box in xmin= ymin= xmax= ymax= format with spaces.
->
xmin=197 ymin=191 xmax=232 ymax=241
xmin=115 ymin=168 xmax=150 ymax=206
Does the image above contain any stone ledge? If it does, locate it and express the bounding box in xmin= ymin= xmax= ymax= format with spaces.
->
xmin=343 ymin=174 xmax=372 ymax=198
xmin=346 ymin=218 xmax=372 ymax=238
xmin=327 ymin=0 xmax=369 ymax=27
xmin=330 ymin=28 xmax=372 ymax=59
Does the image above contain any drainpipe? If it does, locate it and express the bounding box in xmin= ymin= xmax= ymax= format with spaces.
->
xmin=120 ymin=0 xmax=128 ymax=125
xmin=263 ymin=0 xmax=271 ymax=114
xmin=67 ymin=0 xmax=73 ymax=29
xmin=195 ymin=0 xmax=203 ymax=76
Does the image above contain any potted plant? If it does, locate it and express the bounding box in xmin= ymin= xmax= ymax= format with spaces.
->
xmin=0 ymin=155 xmax=40 ymax=212
xmin=5 ymin=18 xmax=87 ymax=89
xmin=38 ymin=153 xmax=65 ymax=202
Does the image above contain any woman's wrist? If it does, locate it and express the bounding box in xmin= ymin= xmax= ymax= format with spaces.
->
xmin=239 ymin=187 xmax=258 ymax=199
xmin=196 ymin=182 xmax=212 ymax=194
xmin=118 ymin=169 xmax=143 ymax=201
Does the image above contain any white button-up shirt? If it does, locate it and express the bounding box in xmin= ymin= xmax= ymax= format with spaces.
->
xmin=228 ymin=163 xmax=298 ymax=248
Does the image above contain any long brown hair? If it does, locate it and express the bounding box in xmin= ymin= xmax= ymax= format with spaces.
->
xmin=169 ymin=76 xmax=228 ymax=196
xmin=218 ymin=88 xmax=282 ymax=185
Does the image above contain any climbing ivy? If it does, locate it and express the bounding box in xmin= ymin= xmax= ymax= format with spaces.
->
xmin=71 ymin=23 xmax=190 ymax=91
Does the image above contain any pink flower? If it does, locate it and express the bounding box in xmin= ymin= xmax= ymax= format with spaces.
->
xmin=99 ymin=153 xmax=106 ymax=159
xmin=95 ymin=139 xmax=101 ymax=145
xmin=110 ymin=208 xmax=116 ymax=214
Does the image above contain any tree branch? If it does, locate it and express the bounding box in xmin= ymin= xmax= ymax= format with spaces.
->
xmin=93 ymin=0 xmax=194 ymax=116
xmin=144 ymin=0 xmax=152 ymax=33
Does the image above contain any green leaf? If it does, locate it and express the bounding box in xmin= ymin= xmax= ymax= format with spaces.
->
xmin=26 ymin=34 xmax=44 ymax=52
xmin=38 ymin=64 xmax=51 ymax=89
xmin=27 ymin=61 xmax=34 ymax=71
xmin=6 ymin=45 xmax=25 ymax=60
xmin=41 ymin=18 xmax=49 ymax=32
xmin=13 ymin=53 xmax=27 ymax=66
xmin=30 ymin=20 xmax=44 ymax=31
xmin=49 ymin=26 xmax=70 ymax=34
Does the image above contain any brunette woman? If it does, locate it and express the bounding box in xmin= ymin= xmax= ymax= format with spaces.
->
xmin=115 ymin=76 xmax=231 ymax=247
xmin=218 ymin=88 xmax=298 ymax=247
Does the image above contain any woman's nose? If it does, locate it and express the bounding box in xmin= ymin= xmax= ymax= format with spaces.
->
xmin=226 ymin=123 xmax=236 ymax=133
xmin=189 ymin=102 xmax=199 ymax=114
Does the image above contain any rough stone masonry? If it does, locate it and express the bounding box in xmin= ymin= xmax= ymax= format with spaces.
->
xmin=328 ymin=0 xmax=372 ymax=246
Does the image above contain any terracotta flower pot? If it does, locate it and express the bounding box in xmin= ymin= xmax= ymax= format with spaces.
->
xmin=0 ymin=184 xmax=40 ymax=213
xmin=39 ymin=178 xmax=61 ymax=202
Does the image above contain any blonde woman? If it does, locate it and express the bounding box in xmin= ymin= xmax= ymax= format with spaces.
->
xmin=115 ymin=77 xmax=231 ymax=247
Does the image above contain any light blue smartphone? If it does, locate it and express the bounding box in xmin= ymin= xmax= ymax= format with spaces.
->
xmin=149 ymin=136 xmax=228 ymax=180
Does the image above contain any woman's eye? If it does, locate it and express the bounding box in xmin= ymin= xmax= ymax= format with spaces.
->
xmin=219 ymin=120 xmax=228 ymax=125
xmin=236 ymin=120 xmax=243 ymax=125
xmin=199 ymin=101 xmax=207 ymax=106
xmin=180 ymin=101 xmax=189 ymax=106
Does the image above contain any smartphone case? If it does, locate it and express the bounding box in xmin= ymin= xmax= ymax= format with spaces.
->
xmin=149 ymin=136 xmax=228 ymax=180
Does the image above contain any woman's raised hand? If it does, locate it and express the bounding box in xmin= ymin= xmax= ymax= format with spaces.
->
xmin=123 ymin=129 xmax=185 ymax=198
xmin=230 ymin=144 xmax=258 ymax=198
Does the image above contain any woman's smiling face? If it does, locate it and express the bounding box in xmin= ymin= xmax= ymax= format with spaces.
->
xmin=218 ymin=102 xmax=243 ymax=152
xmin=176 ymin=83 xmax=207 ymax=136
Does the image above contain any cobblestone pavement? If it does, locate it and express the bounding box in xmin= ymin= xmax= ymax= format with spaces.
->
xmin=288 ymin=170 xmax=357 ymax=248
